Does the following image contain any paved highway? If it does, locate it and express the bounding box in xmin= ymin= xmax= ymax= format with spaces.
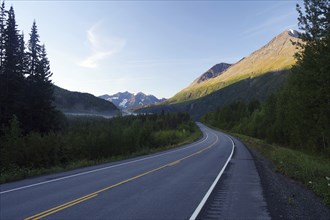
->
xmin=0 ymin=123 xmax=269 ymax=219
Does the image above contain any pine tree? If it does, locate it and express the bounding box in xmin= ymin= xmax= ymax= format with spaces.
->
xmin=25 ymin=22 xmax=57 ymax=133
xmin=0 ymin=6 xmax=25 ymax=129
xmin=35 ymin=44 xmax=56 ymax=131
xmin=296 ymin=0 xmax=329 ymax=42
xmin=18 ymin=33 xmax=28 ymax=77
xmin=0 ymin=1 xmax=6 ymax=73
xmin=278 ymin=0 xmax=330 ymax=151
xmin=27 ymin=21 xmax=40 ymax=79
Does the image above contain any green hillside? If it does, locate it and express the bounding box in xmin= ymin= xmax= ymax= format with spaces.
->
xmin=168 ymin=30 xmax=301 ymax=104
xmin=136 ymin=70 xmax=288 ymax=119
xmin=136 ymin=30 xmax=301 ymax=118
xmin=54 ymin=86 xmax=119 ymax=116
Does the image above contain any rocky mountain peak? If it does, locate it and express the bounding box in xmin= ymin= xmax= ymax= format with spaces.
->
xmin=99 ymin=91 xmax=166 ymax=109
xmin=193 ymin=63 xmax=232 ymax=85
xmin=288 ymin=29 xmax=300 ymax=38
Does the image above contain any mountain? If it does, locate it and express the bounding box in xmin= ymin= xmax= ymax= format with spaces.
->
xmin=192 ymin=63 xmax=232 ymax=85
xmin=53 ymin=86 xmax=119 ymax=116
xmin=136 ymin=30 xmax=302 ymax=119
xmin=168 ymin=30 xmax=301 ymax=104
xmin=99 ymin=91 xmax=166 ymax=109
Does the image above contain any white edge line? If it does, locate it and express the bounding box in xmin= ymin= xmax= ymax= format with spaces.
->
xmin=189 ymin=132 xmax=235 ymax=220
xmin=0 ymin=128 xmax=209 ymax=195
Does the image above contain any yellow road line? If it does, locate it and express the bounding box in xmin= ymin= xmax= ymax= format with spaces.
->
xmin=25 ymin=194 xmax=98 ymax=220
xmin=25 ymin=133 xmax=219 ymax=220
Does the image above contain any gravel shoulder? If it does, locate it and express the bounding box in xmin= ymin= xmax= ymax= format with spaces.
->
xmin=246 ymin=144 xmax=330 ymax=219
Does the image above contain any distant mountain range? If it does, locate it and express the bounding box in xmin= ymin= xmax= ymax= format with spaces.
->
xmin=53 ymin=86 xmax=119 ymax=116
xmin=99 ymin=92 xmax=166 ymax=109
xmin=53 ymin=30 xmax=301 ymax=119
xmin=136 ymin=30 xmax=302 ymax=119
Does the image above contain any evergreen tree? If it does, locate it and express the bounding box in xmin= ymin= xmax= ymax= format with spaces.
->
xmin=35 ymin=44 xmax=56 ymax=131
xmin=18 ymin=32 xmax=28 ymax=77
xmin=287 ymin=0 xmax=329 ymax=150
xmin=27 ymin=21 xmax=40 ymax=79
xmin=0 ymin=6 xmax=25 ymax=129
xmin=0 ymin=1 xmax=6 ymax=72
xmin=296 ymin=0 xmax=329 ymax=42
xmin=25 ymin=22 xmax=57 ymax=133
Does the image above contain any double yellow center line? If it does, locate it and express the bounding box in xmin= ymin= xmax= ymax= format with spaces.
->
xmin=25 ymin=194 xmax=98 ymax=220
xmin=25 ymin=133 xmax=218 ymax=220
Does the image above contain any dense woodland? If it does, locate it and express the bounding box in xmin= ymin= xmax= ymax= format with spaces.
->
xmin=0 ymin=3 xmax=65 ymax=135
xmin=203 ymin=0 xmax=330 ymax=155
xmin=0 ymin=113 xmax=197 ymax=173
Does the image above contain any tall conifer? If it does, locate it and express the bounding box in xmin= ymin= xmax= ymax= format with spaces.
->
xmin=0 ymin=1 xmax=6 ymax=72
xmin=27 ymin=21 xmax=40 ymax=79
xmin=273 ymin=0 xmax=330 ymax=150
xmin=25 ymin=22 xmax=56 ymax=133
xmin=0 ymin=6 xmax=25 ymax=128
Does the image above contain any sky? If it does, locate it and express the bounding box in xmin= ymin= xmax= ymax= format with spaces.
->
xmin=6 ymin=0 xmax=302 ymax=99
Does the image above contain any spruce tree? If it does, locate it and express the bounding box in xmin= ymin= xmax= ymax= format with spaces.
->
xmin=18 ymin=33 xmax=28 ymax=77
xmin=278 ymin=0 xmax=330 ymax=150
xmin=27 ymin=21 xmax=40 ymax=79
xmin=35 ymin=44 xmax=56 ymax=132
xmin=0 ymin=6 xmax=25 ymax=129
xmin=25 ymin=22 xmax=57 ymax=133
xmin=0 ymin=1 xmax=6 ymax=72
xmin=296 ymin=0 xmax=329 ymax=42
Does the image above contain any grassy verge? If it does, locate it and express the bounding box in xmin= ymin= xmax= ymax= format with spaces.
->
xmin=231 ymin=132 xmax=330 ymax=206
xmin=0 ymin=129 xmax=202 ymax=184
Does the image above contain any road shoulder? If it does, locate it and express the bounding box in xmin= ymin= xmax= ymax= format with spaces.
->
xmin=197 ymin=133 xmax=270 ymax=219
xmin=246 ymin=143 xmax=330 ymax=219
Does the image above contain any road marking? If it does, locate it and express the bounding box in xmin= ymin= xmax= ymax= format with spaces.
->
xmin=189 ymin=132 xmax=235 ymax=220
xmin=1 ymin=131 xmax=209 ymax=195
xmin=25 ymin=194 xmax=98 ymax=220
xmin=24 ymin=131 xmax=219 ymax=220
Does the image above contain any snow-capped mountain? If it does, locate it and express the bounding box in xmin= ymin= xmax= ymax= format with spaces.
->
xmin=99 ymin=91 xmax=166 ymax=109
xmin=288 ymin=29 xmax=300 ymax=38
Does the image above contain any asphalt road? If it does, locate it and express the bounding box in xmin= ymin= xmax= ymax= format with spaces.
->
xmin=0 ymin=123 xmax=269 ymax=219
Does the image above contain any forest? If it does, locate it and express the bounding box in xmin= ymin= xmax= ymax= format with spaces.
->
xmin=202 ymin=0 xmax=329 ymax=155
xmin=0 ymin=3 xmax=65 ymax=135
xmin=0 ymin=113 xmax=199 ymax=182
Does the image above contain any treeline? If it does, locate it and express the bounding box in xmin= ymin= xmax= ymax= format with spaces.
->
xmin=0 ymin=112 xmax=198 ymax=173
xmin=0 ymin=2 xmax=63 ymax=135
xmin=202 ymin=0 xmax=329 ymax=155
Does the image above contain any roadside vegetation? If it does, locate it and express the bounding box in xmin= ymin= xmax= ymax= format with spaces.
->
xmin=0 ymin=112 xmax=201 ymax=183
xmin=231 ymin=133 xmax=329 ymax=206
xmin=202 ymin=0 xmax=329 ymax=205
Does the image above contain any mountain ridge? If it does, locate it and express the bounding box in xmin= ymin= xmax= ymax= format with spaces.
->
xmin=99 ymin=91 xmax=166 ymax=109
xmin=53 ymin=86 xmax=119 ymax=116
xmin=192 ymin=62 xmax=232 ymax=85
xmin=168 ymin=30 xmax=301 ymax=104
xmin=136 ymin=30 xmax=302 ymax=119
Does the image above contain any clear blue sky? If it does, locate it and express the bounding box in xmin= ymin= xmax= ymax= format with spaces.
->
xmin=7 ymin=0 xmax=302 ymax=98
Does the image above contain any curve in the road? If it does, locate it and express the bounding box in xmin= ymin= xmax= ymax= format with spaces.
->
xmin=1 ymin=123 xmax=265 ymax=220
xmin=25 ymin=132 xmax=220 ymax=220
xmin=1 ymin=132 xmax=211 ymax=195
